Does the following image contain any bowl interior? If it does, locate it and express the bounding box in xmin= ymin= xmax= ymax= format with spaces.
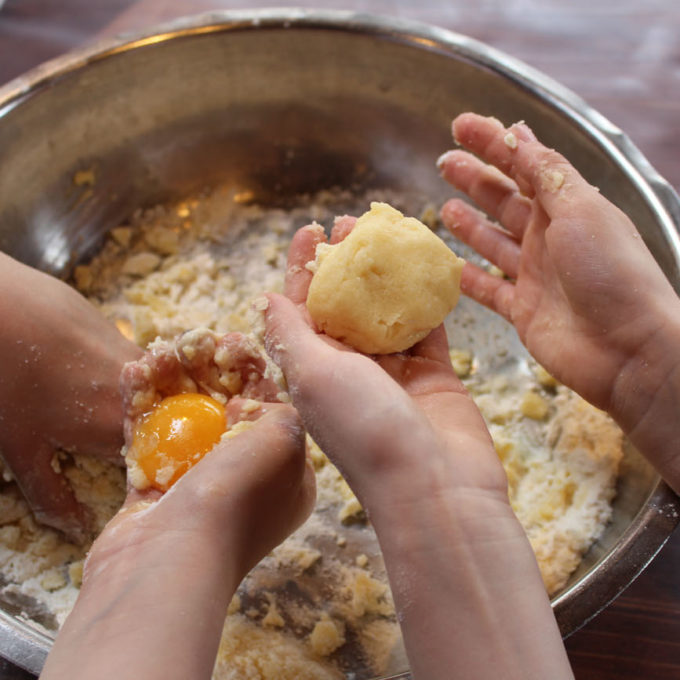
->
xmin=0 ymin=11 xmax=679 ymax=670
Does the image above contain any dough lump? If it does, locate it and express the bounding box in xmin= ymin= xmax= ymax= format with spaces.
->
xmin=306 ymin=202 xmax=465 ymax=354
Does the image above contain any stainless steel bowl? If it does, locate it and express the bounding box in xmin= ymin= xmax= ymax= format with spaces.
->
xmin=1 ymin=9 xmax=679 ymax=678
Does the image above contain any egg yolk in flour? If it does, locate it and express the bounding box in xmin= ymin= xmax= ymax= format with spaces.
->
xmin=131 ymin=393 xmax=227 ymax=491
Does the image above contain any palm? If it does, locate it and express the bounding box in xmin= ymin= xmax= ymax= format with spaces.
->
xmin=510 ymin=207 xmax=625 ymax=406
xmin=439 ymin=113 xmax=675 ymax=411
xmin=266 ymin=220 xmax=506 ymax=495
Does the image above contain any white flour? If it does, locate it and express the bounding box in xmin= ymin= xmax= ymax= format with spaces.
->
xmin=0 ymin=187 xmax=622 ymax=678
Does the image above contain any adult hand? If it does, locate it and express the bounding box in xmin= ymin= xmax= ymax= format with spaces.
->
xmin=438 ymin=113 xmax=680 ymax=489
xmin=0 ymin=253 xmax=142 ymax=542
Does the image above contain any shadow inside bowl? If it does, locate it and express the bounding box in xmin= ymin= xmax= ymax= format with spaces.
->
xmin=0 ymin=9 xmax=679 ymax=677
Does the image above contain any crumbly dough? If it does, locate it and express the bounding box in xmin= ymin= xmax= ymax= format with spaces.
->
xmin=309 ymin=614 xmax=345 ymax=656
xmin=306 ymin=202 xmax=465 ymax=354
xmin=479 ymin=380 xmax=623 ymax=594
xmin=0 ymin=189 xmax=625 ymax=680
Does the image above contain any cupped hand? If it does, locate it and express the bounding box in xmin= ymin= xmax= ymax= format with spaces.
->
xmin=0 ymin=253 xmax=142 ymax=543
xmin=263 ymin=218 xmax=573 ymax=680
xmin=42 ymin=401 xmax=315 ymax=680
xmin=119 ymin=326 xmax=281 ymax=442
xmin=437 ymin=113 xmax=680 ymax=414
xmin=264 ymin=218 xmax=508 ymax=510
xmin=97 ymin=399 xmax=315 ymax=591
xmin=118 ymin=327 xmax=316 ymax=572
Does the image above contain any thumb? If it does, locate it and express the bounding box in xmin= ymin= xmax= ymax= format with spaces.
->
xmin=142 ymin=404 xmax=314 ymax=575
xmin=3 ymin=440 xmax=92 ymax=544
xmin=263 ymin=293 xmax=336 ymax=386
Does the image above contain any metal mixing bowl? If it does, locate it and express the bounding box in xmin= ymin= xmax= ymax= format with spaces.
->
xmin=1 ymin=9 xmax=679 ymax=678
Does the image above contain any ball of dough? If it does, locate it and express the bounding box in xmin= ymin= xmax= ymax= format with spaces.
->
xmin=306 ymin=202 xmax=465 ymax=354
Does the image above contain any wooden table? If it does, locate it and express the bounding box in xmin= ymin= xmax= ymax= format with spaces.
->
xmin=1 ymin=1 xmax=679 ymax=678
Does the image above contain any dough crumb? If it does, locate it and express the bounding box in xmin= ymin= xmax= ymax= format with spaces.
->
xmin=449 ymin=348 xmax=473 ymax=378
xmin=121 ymin=252 xmax=161 ymax=276
xmin=68 ymin=560 xmax=84 ymax=588
xmin=40 ymin=568 xmax=67 ymax=592
xmin=309 ymin=614 xmax=345 ymax=656
xmin=521 ymin=391 xmax=550 ymax=420
xmin=263 ymin=593 xmax=286 ymax=628
xmin=504 ymin=132 xmax=518 ymax=149
xmin=227 ymin=593 xmax=241 ymax=616
xmin=540 ymin=169 xmax=565 ymax=193
xmin=533 ymin=363 xmax=559 ymax=389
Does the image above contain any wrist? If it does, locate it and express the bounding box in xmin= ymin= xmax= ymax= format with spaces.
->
xmin=609 ymin=301 xmax=680 ymax=491
xmin=368 ymin=477 xmax=519 ymax=560
xmin=82 ymin=497 xmax=242 ymax=590
xmin=44 ymin=507 xmax=240 ymax=680
xmin=345 ymin=432 xmax=511 ymax=530
xmin=81 ymin=529 xmax=237 ymax=634
xmin=366 ymin=476 xmax=573 ymax=680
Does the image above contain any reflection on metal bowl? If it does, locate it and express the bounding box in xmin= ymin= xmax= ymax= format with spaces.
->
xmin=0 ymin=9 xmax=679 ymax=678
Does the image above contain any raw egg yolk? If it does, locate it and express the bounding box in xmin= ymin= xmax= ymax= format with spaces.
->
xmin=131 ymin=393 xmax=226 ymax=491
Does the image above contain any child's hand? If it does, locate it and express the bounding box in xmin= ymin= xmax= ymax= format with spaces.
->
xmin=438 ymin=113 xmax=680 ymax=489
xmin=264 ymin=219 xmax=506 ymax=505
xmin=42 ymin=401 xmax=315 ymax=680
xmin=263 ymin=218 xmax=572 ymax=680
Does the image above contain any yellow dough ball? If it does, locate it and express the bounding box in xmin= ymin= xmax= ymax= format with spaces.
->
xmin=306 ymin=202 xmax=465 ymax=354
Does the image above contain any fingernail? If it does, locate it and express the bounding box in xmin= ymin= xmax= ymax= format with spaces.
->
xmin=511 ymin=120 xmax=537 ymax=142
xmin=439 ymin=201 xmax=460 ymax=227
xmin=307 ymin=221 xmax=325 ymax=236
xmin=436 ymin=150 xmax=454 ymax=172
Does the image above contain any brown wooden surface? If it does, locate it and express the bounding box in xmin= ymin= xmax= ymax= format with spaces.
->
xmin=1 ymin=1 xmax=679 ymax=678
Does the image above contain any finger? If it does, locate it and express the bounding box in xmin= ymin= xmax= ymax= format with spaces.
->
xmin=264 ymin=293 xmax=335 ymax=384
xmin=460 ymin=261 xmax=516 ymax=323
xmin=452 ymin=113 xmax=606 ymax=222
xmin=116 ymin=405 xmax=315 ymax=576
xmin=138 ymin=404 xmax=307 ymax=507
xmin=225 ymin=396 xmax=271 ymax=425
xmin=165 ymin=404 xmax=314 ymax=560
xmin=284 ymin=223 xmax=327 ymax=304
xmin=329 ymin=215 xmax=357 ymax=244
xmin=120 ymin=343 xmax=197 ymax=424
xmin=410 ymin=324 xmax=452 ymax=366
xmin=441 ymin=198 xmax=521 ymax=279
xmin=123 ymin=401 xmax=300 ymax=506
xmin=451 ymin=113 xmax=537 ymax=196
xmin=6 ymin=442 xmax=91 ymax=544
xmin=203 ymin=404 xmax=307 ymax=489
xmin=437 ymin=149 xmax=532 ymax=238
xmin=226 ymin=396 xmax=257 ymax=425
xmin=512 ymin=140 xmax=608 ymax=223
xmin=263 ymin=292 xmax=362 ymax=432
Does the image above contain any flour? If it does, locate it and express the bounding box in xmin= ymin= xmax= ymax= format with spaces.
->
xmin=0 ymin=186 xmax=623 ymax=678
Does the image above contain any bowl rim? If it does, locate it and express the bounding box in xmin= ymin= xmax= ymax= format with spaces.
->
xmin=1 ymin=8 xmax=679 ymax=678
